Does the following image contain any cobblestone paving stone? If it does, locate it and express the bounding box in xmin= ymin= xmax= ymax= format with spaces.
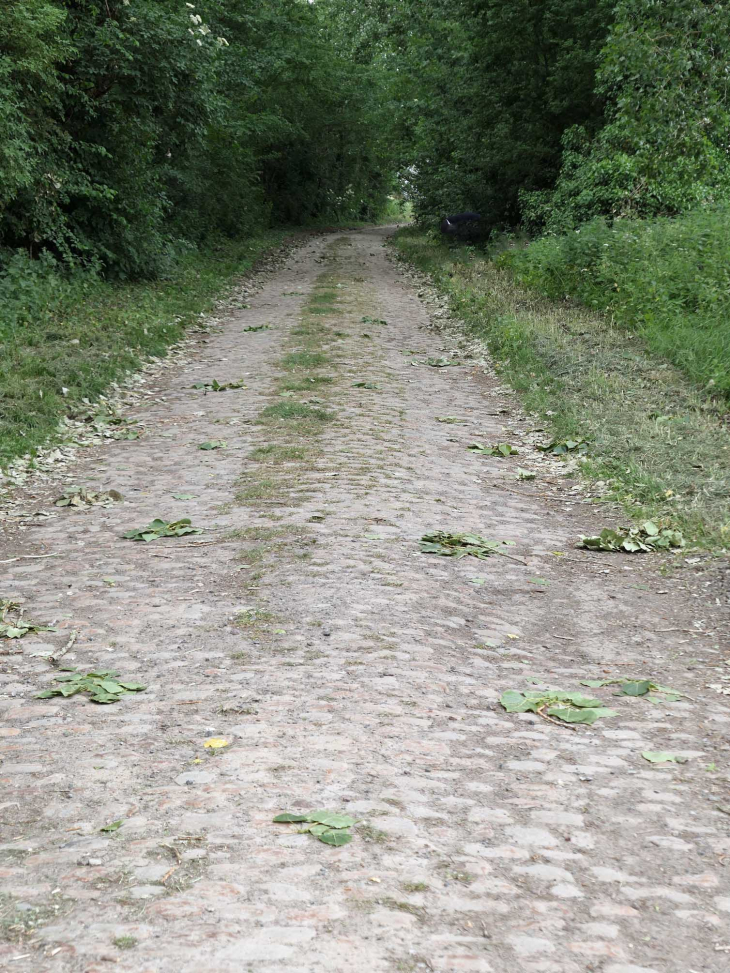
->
xmin=1 ymin=227 xmax=729 ymax=973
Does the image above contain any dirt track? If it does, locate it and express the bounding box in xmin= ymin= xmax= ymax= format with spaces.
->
xmin=1 ymin=227 xmax=729 ymax=973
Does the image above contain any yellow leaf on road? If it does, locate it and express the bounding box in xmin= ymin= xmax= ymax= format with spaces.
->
xmin=204 ymin=738 xmax=229 ymax=749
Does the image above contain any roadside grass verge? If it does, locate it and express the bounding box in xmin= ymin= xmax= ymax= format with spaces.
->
xmin=500 ymin=207 xmax=730 ymax=399
xmin=392 ymin=228 xmax=730 ymax=548
xmin=0 ymin=232 xmax=287 ymax=471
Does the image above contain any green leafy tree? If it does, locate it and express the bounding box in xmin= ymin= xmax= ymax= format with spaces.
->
xmin=0 ymin=1 xmax=70 ymax=254
xmin=529 ymin=0 xmax=730 ymax=229
xmin=374 ymin=0 xmax=614 ymax=228
xmin=0 ymin=0 xmax=395 ymax=277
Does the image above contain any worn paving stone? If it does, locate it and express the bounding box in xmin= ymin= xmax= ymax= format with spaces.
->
xmin=0 ymin=227 xmax=728 ymax=972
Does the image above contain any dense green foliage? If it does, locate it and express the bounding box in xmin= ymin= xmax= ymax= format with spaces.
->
xmin=376 ymin=0 xmax=730 ymax=409
xmin=379 ymin=0 xmax=730 ymax=232
xmin=525 ymin=0 xmax=730 ymax=231
xmin=389 ymin=0 xmax=614 ymax=228
xmin=501 ymin=207 xmax=730 ymax=398
xmin=0 ymin=0 xmax=401 ymax=472
xmin=0 ymin=0 xmax=393 ymax=278
xmin=5 ymin=1 xmax=727 ymax=252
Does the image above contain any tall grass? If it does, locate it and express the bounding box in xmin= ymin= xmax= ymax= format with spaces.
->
xmin=500 ymin=205 xmax=730 ymax=399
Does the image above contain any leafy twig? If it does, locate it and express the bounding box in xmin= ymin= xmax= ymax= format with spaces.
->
xmin=420 ymin=531 xmax=525 ymax=563
xmin=578 ymin=521 xmax=684 ymax=553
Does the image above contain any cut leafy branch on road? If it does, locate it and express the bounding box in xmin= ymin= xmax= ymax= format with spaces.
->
xmin=37 ymin=669 xmax=146 ymax=705
xmin=274 ymin=810 xmax=356 ymax=846
xmin=0 ymin=600 xmax=54 ymax=640
xmin=500 ymin=688 xmax=618 ymax=726
xmin=123 ymin=519 xmax=204 ymax=542
xmin=578 ymin=522 xmax=684 ymax=553
xmin=420 ymin=532 xmax=522 ymax=562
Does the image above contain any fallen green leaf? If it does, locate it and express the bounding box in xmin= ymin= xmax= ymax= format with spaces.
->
xmin=538 ymin=438 xmax=588 ymax=456
xmin=619 ymin=679 xmax=654 ymax=697
xmin=547 ymin=705 xmax=618 ymax=724
xmin=468 ymin=442 xmax=519 ymax=457
xmin=306 ymin=811 xmax=355 ymax=829
xmin=318 ymin=830 xmax=353 ymax=846
xmin=273 ymin=809 xmax=357 ymax=846
xmin=579 ymin=676 xmax=685 ymax=702
xmin=500 ymin=687 xmax=618 ymax=725
xmin=301 ymin=823 xmax=331 ymax=836
xmin=0 ymin=600 xmax=55 ymax=640
xmin=198 ymin=440 xmax=227 ymax=450
xmin=89 ymin=409 xmax=143 ymax=442
xmin=55 ymin=487 xmax=123 ymax=508
xmin=123 ymin=518 xmax=204 ymax=541
xmin=192 ymin=379 xmax=246 ymax=391
xmin=100 ymin=820 xmax=123 ymax=832
xmin=421 ymin=357 xmax=458 ymax=367
xmin=38 ymin=669 xmax=146 ymax=705
xmin=641 ymin=751 xmax=688 ymax=764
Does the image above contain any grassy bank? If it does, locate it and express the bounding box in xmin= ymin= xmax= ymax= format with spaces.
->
xmin=0 ymin=234 xmax=291 ymax=471
xmin=392 ymin=228 xmax=730 ymax=548
xmin=500 ymin=206 xmax=730 ymax=399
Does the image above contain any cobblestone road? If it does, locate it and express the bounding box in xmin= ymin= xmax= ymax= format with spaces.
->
xmin=1 ymin=228 xmax=728 ymax=973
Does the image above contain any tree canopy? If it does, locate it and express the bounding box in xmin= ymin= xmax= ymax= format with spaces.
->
xmin=2 ymin=0 xmax=729 ymax=276
xmin=0 ymin=0 xmax=395 ymax=276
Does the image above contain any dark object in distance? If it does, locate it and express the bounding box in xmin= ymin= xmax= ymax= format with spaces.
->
xmin=440 ymin=212 xmax=482 ymax=239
